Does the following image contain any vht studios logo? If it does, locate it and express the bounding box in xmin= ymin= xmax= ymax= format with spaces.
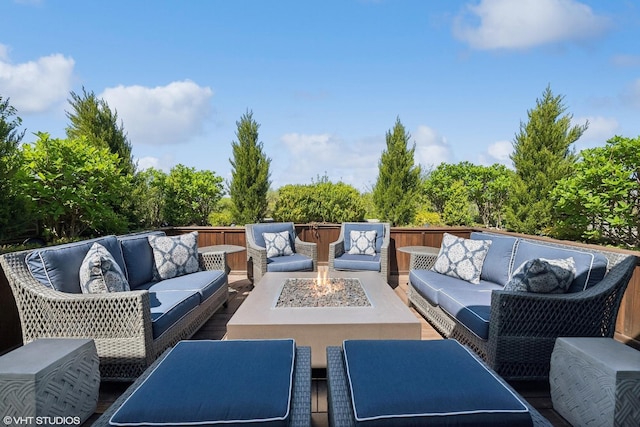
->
xmin=3 ymin=416 xmax=81 ymax=426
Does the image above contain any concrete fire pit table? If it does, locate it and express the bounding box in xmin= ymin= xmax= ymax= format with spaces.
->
xmin=226 ymin=271 xmax=422 ymax=368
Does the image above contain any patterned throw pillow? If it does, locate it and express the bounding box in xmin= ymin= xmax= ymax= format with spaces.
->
xmin=504 ymin=257 xmax=576 ymax=294
xmin=348 ymin=230 xmax=377 ymax=256
xmin=263 ymin=231 xmax=294 ymax=258
xmin=79 ymin=242 xmax=130 ymax=294
xmin=148 ymin=231 xmax=200 ymax=280
xmin=432 ymin=233 xmax=492 ymax=284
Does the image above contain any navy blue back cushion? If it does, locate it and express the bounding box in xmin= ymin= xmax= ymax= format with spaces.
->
xmin=471 ymin=232 xmax=519 ymax=286
xmin=110 ymin=340 xmax=296 ymax=426
xmin=26 ymin=236 xmax=125 ymax=294
xmin=118 ymin=231 xmax=165 ymax=289
xmin=251 ymin=223 xmax=295 ymax=251
xmin=343 ymin=340 xmax=532 ymax=426
xmin=343 ymin=223 xmax=385 ymax=253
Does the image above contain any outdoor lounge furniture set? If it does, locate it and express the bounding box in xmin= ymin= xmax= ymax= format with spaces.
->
xmin=0 ymin=230 xmax=229 ymax=381
xmin=408 ymin=231 xmax=638 ymax=381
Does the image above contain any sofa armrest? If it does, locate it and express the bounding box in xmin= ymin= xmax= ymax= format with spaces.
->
xmin=490 ymin=255 xmax=637 ymax=339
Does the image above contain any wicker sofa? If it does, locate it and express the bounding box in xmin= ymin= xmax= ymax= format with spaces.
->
xmin=408 ymin=231 xmax=637 ymax=381
xmin=0 ymin=231 xmax=228 ymax=381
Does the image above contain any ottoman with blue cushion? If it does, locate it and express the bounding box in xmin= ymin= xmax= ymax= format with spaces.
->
xmin=326 ymin=340 xmax=552 ymax=426
xmin=93 ymin=339 xmax=311 ymax=427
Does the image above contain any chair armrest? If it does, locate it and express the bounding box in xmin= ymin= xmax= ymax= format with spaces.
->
xmin=246 ymin=244 xmax=268 ymax=282
xmin=295 ymin=238 xmax=318 ymax=271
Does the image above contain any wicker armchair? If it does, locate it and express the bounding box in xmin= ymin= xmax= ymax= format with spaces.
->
xmin=0 ymin=248 xmax=228 ymax=381
xmin=407 ymin=239 xmax=637 ymax=381
xmin=328 ymin=222 xmax=390 ymax=281
xmin=245 ymin=222 xmax=317 ymax=283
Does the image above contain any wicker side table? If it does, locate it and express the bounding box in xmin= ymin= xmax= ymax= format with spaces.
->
xmin=0 ymin=339 xmax=100 ymax=426
xmin=550 ymin=337 xmax=640 ymax=427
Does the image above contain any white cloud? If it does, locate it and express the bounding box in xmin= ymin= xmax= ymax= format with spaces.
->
xmin=573 ymin=116 xmax=619 ymax=148
xmin=479 ymin=140 xmax=513 ymax=166
xmin=136 ymin=155 xmax=175 ymax=173
xmin=413 ymin=125 xmax=452 ymax=168
xmin=100 ymin=80 xmax=214 ymax=146
xmin=0 ymin=46 xmax=74 ymax=113
xmin=278 ymin=132 xmax=381 ymax=190
xmin=453 ymin=0 xmax=611 ymax=50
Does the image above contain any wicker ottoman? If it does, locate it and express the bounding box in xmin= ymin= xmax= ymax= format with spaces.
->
xmin=550 ymin=337 xmax=640 ymax=427
xmin=0 ymin=339 xmax=100 ymax=426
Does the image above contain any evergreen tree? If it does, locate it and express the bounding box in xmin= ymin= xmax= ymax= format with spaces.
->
xmin=228 ymin=111 xmax=271 ymax=224
xmin=372 ymin=117 xmax=421 ymax=226
xmin=506 ymin=86 xmax=587 ymax=235
xmin=66 ymin=87 xmax=135 ymax=175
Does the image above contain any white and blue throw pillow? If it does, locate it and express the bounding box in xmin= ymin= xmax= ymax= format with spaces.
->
xmin=348 ymin=230 xmax=377 ymax=256
xmin=148 ymin=231 xmax=200 ymax=280
xmin=432 ymin=233 xmax=492 ymax=284
xmin=505 ymin=257 xmax=576 ymax=294
xmin=79 ymin=242 xmax=130 ymax=294
xmin=263 ymin=231 xmax=294 ymax=258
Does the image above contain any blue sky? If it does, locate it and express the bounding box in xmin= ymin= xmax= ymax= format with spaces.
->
xmin=1 ymin=0 xmax=639 ymax=191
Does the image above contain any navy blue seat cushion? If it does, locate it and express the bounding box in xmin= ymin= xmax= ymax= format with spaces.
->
xmin=109 ymin=339 xmax=296 ymax=427
xmin=343 ymin=223 xmax=385 ymax=253
xmin=333 ymin=253 xmax=381 ymax=272
xmin=148 ymin=290 xmax=200 ymax=338
xmin=437 ymin=283 xmax=500 ymax=339
xmin=251 ymin=222 xmax=296 ymax=251
xmin=267 ymin=253 xmax=313 ymax=273
xmin=471 ymin=232 xmax=519 ymax=286
xmin=512 ymin=240 xmax=608 ymax=293
xmin=118 ymin=231 xmax=165 ymax=289
xmin=343 ymin=340 xmax=532 ymax=426
xmin=409 ymin=269 xmax=464 ymax=305
xmin=26 ymin=235 xmax=126 ymax=293
xmin=137 ymin=270 xmax=226 ymax=304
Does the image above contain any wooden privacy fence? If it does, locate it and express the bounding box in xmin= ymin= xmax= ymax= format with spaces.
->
xmin=1 ymin=224 xmax=638 ymax=354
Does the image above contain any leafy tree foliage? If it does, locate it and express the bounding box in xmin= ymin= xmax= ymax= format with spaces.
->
xmin=20 ymin=133 xmax=130 ymax=239
xmin=163 ymin=164 xmax=224 ymax=226
xmin=131 ymin=168 xmax=167 ymax=228
xmin=423 ymin=162 xmax=512 ymax=227
xmin=66 ymin=87 xmax=136 ymax=175
xmin=506 ymin=86 xmax=587 ymax=234
xmin=273 ymin=179 xmax=365 ymax=223
xmin=208 ymin=197 xmax=235 ymax=226
xmin=372 ymin=118 xmax=421 ymax=226
xmin=228 ymin=111 xmax=271 ymax=225
xmin=0 ymin=96 xmax=28 ymax=242
xmin=442 ymin=180 xmax=474 ymax=226
xmin=551 ymin=135 xmax=640 ymax=248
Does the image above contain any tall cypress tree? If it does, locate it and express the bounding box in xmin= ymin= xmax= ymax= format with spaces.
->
xmin=66 ymin=87 xmax=135 ymax=175
xmin=506 ymin=85 xmax=587 ymax=235
xmin=229 ymin=110 xmax=271 ymax=224
xmin=372 ymin=117 xmax=421 ymax=226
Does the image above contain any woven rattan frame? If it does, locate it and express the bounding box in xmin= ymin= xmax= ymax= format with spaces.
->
xmin=0 ymin=249 xmax=229 ymax=381
xmin=328 ymin=222 xmax=391 ymax=281
xmin=93 ymin=345 xmax=312 ymax=427
xmin=326 ymin=345 xmax=552 ymax=426
xmin=407 ymin=238 xmax=638 ymax=381
xmin=245 ymin=224 xmax=318 ymax=283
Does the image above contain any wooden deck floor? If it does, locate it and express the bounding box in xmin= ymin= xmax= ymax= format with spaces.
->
xmin=88 ymin=271 xmax=570 ymax=426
